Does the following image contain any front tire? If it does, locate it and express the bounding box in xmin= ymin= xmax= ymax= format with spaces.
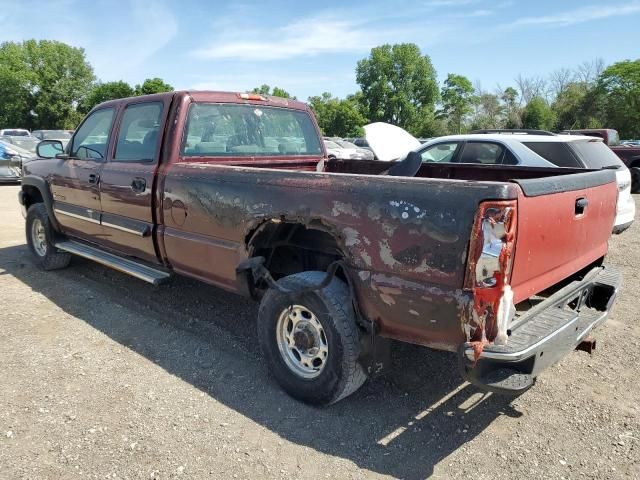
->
xmin=26 ymin=203 xmax=71 ymax=270
xmin=258 ymin=271 xmax=367 ymax=405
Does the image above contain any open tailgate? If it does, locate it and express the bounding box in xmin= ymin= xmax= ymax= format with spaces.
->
xmin=509 ymin=169 xmax=617 ymax=304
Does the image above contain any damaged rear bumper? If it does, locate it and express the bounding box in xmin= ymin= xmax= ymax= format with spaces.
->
xmin=459 ymin=264 xmax=621 ymax=395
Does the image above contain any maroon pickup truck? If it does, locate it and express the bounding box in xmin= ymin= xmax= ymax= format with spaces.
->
xmin=560 ymin=129 xmax=640 ymax=192
xmin=20 ymin=91 xmax=621 ymax=405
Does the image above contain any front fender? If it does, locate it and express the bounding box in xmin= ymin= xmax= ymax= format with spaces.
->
xmin=20 ymin=175 xmax=61 ymax=231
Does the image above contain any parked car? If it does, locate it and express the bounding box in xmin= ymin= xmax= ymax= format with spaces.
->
xmin=0 ymin=128 xmax=30 ymax=136
xmin=560 ymin=129 xmax=640 ymax=193
xmin=334 ymin=140 xmax=374 ymax=160
xmin=0 ymin=130 xmax=40 ymax=153
xmin=323 ymin=140 xmax=371 ymax=160
xmin=0 ymin=140 xmax=30 ymax=182
xmin=366 ymin=126 xmax=635 ymax=234
xmin=32 ymin=129 xmax=72 ymax=148
xmin=21 ymin=91 xmax=621 ymax=405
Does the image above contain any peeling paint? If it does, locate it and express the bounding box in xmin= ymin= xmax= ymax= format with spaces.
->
xmin=342 ymin=227 xmax=360 ymax=247
xmin=332 ymin=201 xmax=360 ymax=218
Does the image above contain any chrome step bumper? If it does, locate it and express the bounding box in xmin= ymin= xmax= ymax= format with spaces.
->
xmin=459 ymin=264 xmax=621 ymax=394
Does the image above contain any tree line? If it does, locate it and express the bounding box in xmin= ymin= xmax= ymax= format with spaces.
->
xmin=0 ymin=40 xmax=173 ymax=130
xmin=306 ymin=45 xmax=640 ymax=139
xmin=1 ymin=40 xmax=638 ymax=140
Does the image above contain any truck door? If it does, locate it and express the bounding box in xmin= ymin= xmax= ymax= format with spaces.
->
xmin=49 ymin=107 xmax=115 ymax=241
xmin=97 ymin=99 xmax=169 ymax=263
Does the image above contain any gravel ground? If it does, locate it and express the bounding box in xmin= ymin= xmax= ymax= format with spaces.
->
xmin=0 ymin=184 xmax=638 ymax=479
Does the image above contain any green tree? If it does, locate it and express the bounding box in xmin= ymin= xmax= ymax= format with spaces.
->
xmin=79 ymin=81 xmax=135 ymax=114
xmin=438 ymin=74 xmax=475 ymax=134
xmin=470 ymin=93 xmax=505 ymax=130
xmin=597 ymin=59 xmax=640 ymax=138
xmin=308 ymin=92 xmax=367 ymax=137
xmin=251 ymin=84 xmax=295 ymax=99
xmin=355 ymin=43 xmax=438 ymax=133
xmin=551 ymin=82 xmax=589 ymax=130
xmin=134 ymin=77 xmax=173 ymax=96
xmin=501 ymin=86 xmax=522 ymax=128
xmin=522 ymin=97 xmax=556 ymax=131
xmin=0 ymin=39 xmax=94 ymax=129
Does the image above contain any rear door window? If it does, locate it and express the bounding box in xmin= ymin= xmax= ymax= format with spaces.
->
xmin=569 ymin=140 xmax=625 ymax=168
xmin=522 ymin=142 xmax=582 ymax=167
xmin=114 ymin=102 xmax=163 ymax=161
xmin=458 ymin=142 xmax=505 ymax=164
xmin=181 ymin=103 xmax=322 ymax=157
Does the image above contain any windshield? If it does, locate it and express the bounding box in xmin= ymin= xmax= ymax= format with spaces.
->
xmin=43 ymin=130 xmax=72 ymax=139
xmin=569 ymin=140 xmax=625 ymax=168
xmin=337 ymin=141 xmax=358 ymax=149
xmin=324 ymin=141 xmax=340 ymax=149
xmin=182 ymin=103 xmax=322 ymax=157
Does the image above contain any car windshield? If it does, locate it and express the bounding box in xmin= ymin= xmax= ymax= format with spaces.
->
xmin=570 ymin=140 xmax=625 ymax=168
xmin=2 ymin=130 xmax=29 ymax=136
xmin=337 ymin=141 xmax=358 ymax=149
xmin=182 ymin=103 xmax=322 ymax=157
xmin=324 ymin=141 xmax=340 ymax=149
xmin=43 ymin=130 xmax=72 ymax=139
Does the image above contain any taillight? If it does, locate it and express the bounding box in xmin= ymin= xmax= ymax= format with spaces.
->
xmin=465 ymin=201 xmax=517 ymax=355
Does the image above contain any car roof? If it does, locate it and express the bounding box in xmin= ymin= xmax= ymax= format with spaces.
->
xmin=94 ymin=91 xmax=311 ymax=113
xmin=426 ymin=133 xmax=601 ymax=144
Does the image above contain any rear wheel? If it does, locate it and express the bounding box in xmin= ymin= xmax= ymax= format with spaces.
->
xmin=26 ymin=203 xmax=71 ymax=270
xmin=258 ymin=271 xmax=367 ymax=405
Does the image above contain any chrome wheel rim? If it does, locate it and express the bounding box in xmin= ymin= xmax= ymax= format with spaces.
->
xmin=31 ymin=218 xmax=47 ymax=257
xmin=276 ymin=304 xmax=329 ymax=379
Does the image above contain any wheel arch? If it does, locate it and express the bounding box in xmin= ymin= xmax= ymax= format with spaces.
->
xmin=21 ymin=175 xmax=61 ymax=231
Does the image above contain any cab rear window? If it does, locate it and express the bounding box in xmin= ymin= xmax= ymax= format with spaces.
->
xmin=182 ymin=103 xmax=322 ymax=157
xmin=522 ymin=142 xmax=581 ymax=167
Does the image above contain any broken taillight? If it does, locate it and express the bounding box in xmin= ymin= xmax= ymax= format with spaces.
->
xmin=465 ymin=201 xmax=517 ymax=351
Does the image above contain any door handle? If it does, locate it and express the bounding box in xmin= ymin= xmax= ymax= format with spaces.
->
xmin=575 ymin=197 xmax=588 ymax=215
xmin=131 ymin=177 xmax=146 ymax=193
xmin=88 ymin=173 xmax=99 ymax=184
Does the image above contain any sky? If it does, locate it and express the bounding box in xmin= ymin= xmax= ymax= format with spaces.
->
xmin=1 ymin=0 xmax=639 ymax=100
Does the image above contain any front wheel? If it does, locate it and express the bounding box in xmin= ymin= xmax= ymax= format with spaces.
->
xmin=26 ymin=203 xmax=71 ymax=270
xmin=258 ymin=271 xmax=367 ymax=405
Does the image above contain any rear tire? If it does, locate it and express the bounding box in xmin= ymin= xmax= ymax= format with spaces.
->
xmin=258 ymin=271 xmax=367 ymax=405
xmin=26 ymin=203 xmax=71 ymax=270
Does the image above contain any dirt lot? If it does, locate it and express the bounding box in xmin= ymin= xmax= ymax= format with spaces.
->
xmin=0 ymin=184 xmax=638 ymax=479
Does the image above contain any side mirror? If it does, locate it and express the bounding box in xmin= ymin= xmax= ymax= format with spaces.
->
xmin=37 ymin=140 xmax=65 ymax=159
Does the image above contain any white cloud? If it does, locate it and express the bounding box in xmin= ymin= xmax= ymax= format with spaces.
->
xmin=191 ymin=11 xmax=448 ymax=61
xmin=193 ymin=14 xmax=390 ymax=61
xmin=507 ymin=2 xmax=640 ymax=28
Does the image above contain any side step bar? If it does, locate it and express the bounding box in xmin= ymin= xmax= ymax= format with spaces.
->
xmin=55 ymin=240 xmax=171 ymax=286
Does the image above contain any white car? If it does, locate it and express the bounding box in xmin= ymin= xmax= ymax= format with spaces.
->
xmin=323 ymin=140 xmax=371 ymax=160
xmin=365 ymin=124 xmax=635 ymax=234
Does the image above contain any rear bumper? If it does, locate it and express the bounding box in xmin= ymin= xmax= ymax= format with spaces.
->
xmin=459 ymin=264 xmax=621 ymax=394
xmin=614 ymin=194 xmax=635 ymax=233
